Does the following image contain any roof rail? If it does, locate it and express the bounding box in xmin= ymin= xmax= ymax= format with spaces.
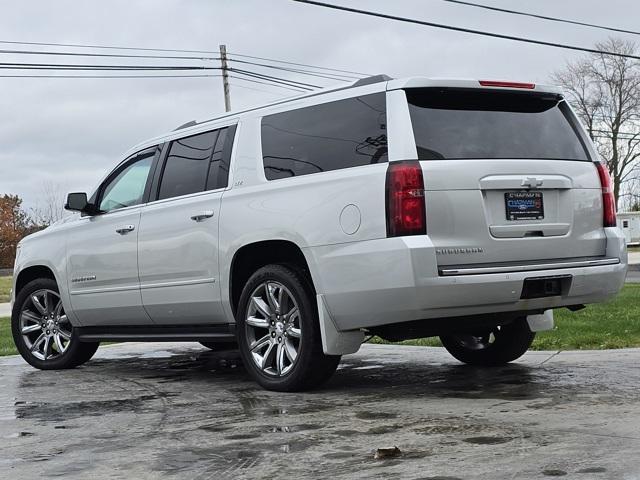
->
xmin=174 ymin=120 xmax=198 ymax=131
xmin=351 ymin=74 xmax=392 ymax=87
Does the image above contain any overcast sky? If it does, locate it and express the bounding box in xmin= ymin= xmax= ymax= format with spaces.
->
xmin=1 ymin=0 xmax=638 ymax=210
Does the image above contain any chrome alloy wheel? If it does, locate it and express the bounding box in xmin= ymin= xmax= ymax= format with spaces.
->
xmin=19 ymin=289 xmax=72 ymax=361
xmin=244 ymin=281 xmax=301 ymax=376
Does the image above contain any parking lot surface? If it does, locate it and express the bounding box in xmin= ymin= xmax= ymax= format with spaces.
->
xmin=1 ymin=343 xmax=639 ymax=479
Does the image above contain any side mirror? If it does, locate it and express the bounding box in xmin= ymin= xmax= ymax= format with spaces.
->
xmin=64 ymin=192 xmax=97 ymax=215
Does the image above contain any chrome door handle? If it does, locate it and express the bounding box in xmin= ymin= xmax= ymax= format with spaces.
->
xmin=190 ymin=210 xmax=214 ymax=222
xmin=115 ymin=225 xmax=135 ymax=234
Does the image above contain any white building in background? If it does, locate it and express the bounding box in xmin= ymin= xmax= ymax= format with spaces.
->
xmin=618 ymin=212 xmax=640 ymax=245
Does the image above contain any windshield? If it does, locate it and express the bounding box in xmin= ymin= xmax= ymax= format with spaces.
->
xmin=406 ymin=88 xmax=589 ymax=161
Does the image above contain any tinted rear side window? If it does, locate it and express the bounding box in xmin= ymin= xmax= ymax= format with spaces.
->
xmin=261 ymin=92 xmax=387 ymax=180
xmin=406 ymin=88 xmax=589 ymax=161
xmin=159 ymin=131 xmax=217 ymax=200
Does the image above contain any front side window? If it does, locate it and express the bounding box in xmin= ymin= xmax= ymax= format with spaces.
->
xmin=261 ymin=92 xmax=388 ymax=180
xmin=99 ymin=154 xmax=154 ymax=213
xmin=406 ymin=88 xmax=589 ymax=161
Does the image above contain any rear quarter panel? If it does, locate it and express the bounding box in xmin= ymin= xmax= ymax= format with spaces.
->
xmin=218 ymin=109 xmax=389 ymax=320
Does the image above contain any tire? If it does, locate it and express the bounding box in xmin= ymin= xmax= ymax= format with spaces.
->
xmin=440 ymin=317 xmax=535 ymax=366
xmin=12 ymin=278 xmax=100 ymax=370
xmin=236 ymin=264 xmax=341 ymax=392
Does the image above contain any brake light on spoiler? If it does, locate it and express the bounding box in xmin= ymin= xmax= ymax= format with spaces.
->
xmin=479 ymin=80 xmax=536 ymax=89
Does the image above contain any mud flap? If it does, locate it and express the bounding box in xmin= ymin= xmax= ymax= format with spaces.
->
xmin=317 ymin=294 xmax=364 ymax=355
xmin=526 ymin=309 xmax=554 ymax=332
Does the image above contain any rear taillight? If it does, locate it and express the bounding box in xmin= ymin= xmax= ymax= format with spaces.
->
xmin=479 ymin=80 xmax=536 ymax=89
xmin=595 ymin=162 xmax=617 ymax=227
xmin=386 ymin=161 xmax=426 ymax=237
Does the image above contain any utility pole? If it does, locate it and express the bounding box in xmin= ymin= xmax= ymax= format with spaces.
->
xmin=219 ymin=44 xmax=231 ymax=112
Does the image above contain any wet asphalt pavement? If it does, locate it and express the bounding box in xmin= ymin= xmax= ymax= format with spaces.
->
xmin=1 ymin=343 xmax=639 ymax=480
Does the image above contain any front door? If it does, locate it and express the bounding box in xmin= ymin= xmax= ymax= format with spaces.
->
xmin=67 ymin=148 xmax=158 ymax=326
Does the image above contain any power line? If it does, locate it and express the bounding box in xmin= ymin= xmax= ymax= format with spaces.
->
xmin=227 ymin=51 xmax=370 ymax=76
xmin=440 ymin=0 xmax=640 ymax=37
xmin=230 ymin=74 xmax=308 ymax=92
xmin=0 ymin=66 xmax=215 ymax=71
xmin=0 ymin=74 xmax=222 ymax=79
xmin=591 ymin=129 xmax=639 ymax=137
xmin=0 ymin=63 xmax=312 ymax=92
xmin=292 ymin=0 xmax=640 ymax=61
xmin=0 ymin=73 xmax=309 ymax=96
xmin=229 ymin=57 xmax=357 ymax=81
xmin=0 ymin=38 xmax=370 ymax=77
xmin=0 ymin=39 xmax=215 ymax=55
xmin=591 ymin=134 xmax=639 ymax=140
xmin=232 ymin=70 xmax=315 ymax=90
xmin=592 ymin=135 xmax=639 ymax=140
xmin=230 ymin=68 xmax=320 ymax=89
xmin=0 ymin=62 xmax=218 ymax=71
xmin=0 ymin=47 xmax=216 ymax=60
xmin=0 ymin=39 xmax=367 ymax=92
xmin=592 ymin=113 xmax=640 ymax=120
xmin=230 ymin=82 xmax=290 ymax=96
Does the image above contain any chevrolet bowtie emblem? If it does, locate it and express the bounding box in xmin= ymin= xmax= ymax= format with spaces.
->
xmin=522 ymin=177 xmax=543 ymax=188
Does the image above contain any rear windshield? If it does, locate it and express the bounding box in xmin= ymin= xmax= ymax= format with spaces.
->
xmin=406 ymin=88 xmax=589 ymax=161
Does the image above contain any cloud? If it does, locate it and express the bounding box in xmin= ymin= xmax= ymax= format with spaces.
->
xmin=0 ymin=0 xmax=636 ymax=207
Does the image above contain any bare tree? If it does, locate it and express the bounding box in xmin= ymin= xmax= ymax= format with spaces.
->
xmin=623 ymin=176 xmax=640 ymax=211
xmin=30 ymin=181 xmax=69 ymax=227
xmin=552 ymin=38 xmax=640 ymax=209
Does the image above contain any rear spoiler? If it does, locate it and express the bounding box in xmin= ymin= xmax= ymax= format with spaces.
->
xmin=387 ymin=77 xmax=563 ymax=96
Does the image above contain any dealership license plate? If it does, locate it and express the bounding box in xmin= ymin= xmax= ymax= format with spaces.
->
xmin=505 ymin=191 xmax=544 ymax=220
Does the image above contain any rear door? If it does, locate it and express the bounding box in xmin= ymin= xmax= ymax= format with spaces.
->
xmin=404 ymin=87 xmax=606 ymax=268
xmin=137 ymin=125 xmax=236 ymax=324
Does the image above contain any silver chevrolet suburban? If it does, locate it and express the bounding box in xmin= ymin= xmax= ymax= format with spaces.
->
xmin=11 ymin=75 xmax=627 ymax=391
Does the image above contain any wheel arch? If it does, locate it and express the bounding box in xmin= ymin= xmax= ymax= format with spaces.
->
xmin=15 ymin=264 xmax=58 ymax=296
xmin=228 ymin=239 xmax=316 ymax=317
xmin=12 ymin=263 xmax=80 ymax=326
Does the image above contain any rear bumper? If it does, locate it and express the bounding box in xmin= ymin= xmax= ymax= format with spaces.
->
xmin=306 ymin=229 xmax=627 ymax=331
